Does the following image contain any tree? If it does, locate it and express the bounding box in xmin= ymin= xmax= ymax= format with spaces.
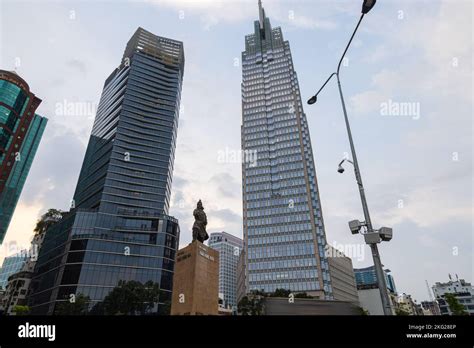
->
xmin=55 ymin=294 xmax=90 ymax=315
xmin=270 ymin=288 xmax=291 ymax=298
xmin=12 ymin=305 xmax=30 ymax=315
xmin=34 ymin=209 xmax=63 ymax=235
xmin=237 ymin=295 xmax=264 ymax=315
xmin=356 ymin=306 xmax=369 ymax=315
xmin=395 ymin=308 xmax=410 ymax=316
xmin=444 ymin=294 xmax=468 ymax=315
xmin=158 ymin=300 xmax=171 ymax=315
xmin=101 ymin=280 xmax=161 ymax=315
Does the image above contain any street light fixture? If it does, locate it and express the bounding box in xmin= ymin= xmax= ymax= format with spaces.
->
xmin=337 ymin=158 xmax=354 ymax=174
xmin=306 ymin=0 xmax=394 ymax=316
xmin=362 ymin=0 xmax=377 ymax=14
xmin=307 ymin=95 xmax=317 ymax=105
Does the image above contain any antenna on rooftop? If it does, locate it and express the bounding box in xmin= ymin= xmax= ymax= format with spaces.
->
xmin=425 ymin=280 xmax=434 ymax=302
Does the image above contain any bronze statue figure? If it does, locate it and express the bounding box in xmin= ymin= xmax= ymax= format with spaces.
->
xmin=192 ymin=200 xmax=208 ymax=243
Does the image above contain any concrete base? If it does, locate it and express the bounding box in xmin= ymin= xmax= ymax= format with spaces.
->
xmin=171 ymin=240 xmax=219 ymax=315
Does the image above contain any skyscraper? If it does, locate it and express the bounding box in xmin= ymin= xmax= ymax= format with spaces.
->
xmin=208 ymin=232 xmax=243 ymax=309
xmin=241 ymin=2 xmax=332 ymax=299
xmin=0 ymin=251 xmax=28 ymax=289
xmin=29 ymin=28 xmax=184 ymax=314
xmin=0 ymin=70 xmax=47 ymax=244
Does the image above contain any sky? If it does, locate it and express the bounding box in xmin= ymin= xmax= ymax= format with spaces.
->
xmin=0 ymin=0 xmax=472 ymax=303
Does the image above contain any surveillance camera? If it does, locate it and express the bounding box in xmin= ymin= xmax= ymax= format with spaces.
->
xmin=348 ymin=220 xmax=362 ymax=234
xmin=379 ymin=227 xmax=393 ymax=242
xmin=337 ymin=166 xmax=345 ymax=174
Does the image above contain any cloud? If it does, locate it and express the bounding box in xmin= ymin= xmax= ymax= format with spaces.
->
xmin=209 ymin=172 xmax=239 ymax=198
xmin=210 ymin=207 xmax=241 ymax=223
xmin=141 ymin=0 xmax=340 ymax=31
xmin=0 ymin=203 xmax=43 ymax=261
xmin=141 ymin=0 xmax=257 ymax=29
xmin=66 ymin=59 xmax=87 ymax=74
xmin=19 ymin=125 xmax=85 ymax=210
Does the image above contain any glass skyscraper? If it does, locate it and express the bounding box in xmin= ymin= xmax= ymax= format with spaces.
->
xmin=208 ymin=232 xmax=243 ymax=309
xmin=0 ymin=252 xmax=28 ymax=289
xmin=354 ymin=266 xmax=397 ymax=294
xmin=29 ymin=28 xmax=184 ymax=314
xmin=241 ymin=2 xmax=332 ymax=299
xmin=0 ymin=70 xmax=47 ymax=244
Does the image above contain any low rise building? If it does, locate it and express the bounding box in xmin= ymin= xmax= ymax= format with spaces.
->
xmin=421 ymin=300 xmax=441 ymax=315
xmin=2 ymin=231 xmax=46 ymax=314
xmin=326 ymin=246 xmax=359 ymax=305
xmin=0 ymin=252 xmax=28 ymax=290
xmin=355 ymin=266 xmax=397 ymax=315
xmin=208 ymin=232 xmax=243 ymax=311
xmin=432 ymin=276 xmax=474 ymax=315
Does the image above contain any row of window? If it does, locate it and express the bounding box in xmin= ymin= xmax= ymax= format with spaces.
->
xmin=249 ymin=257 xmax=317 ymax=271
xmin=248 ymin=232 xmax=314 ymax=246
xmin=248 ymin=243 xmax=315 ymax=259
xmin=249 ymin=269 xmax=318 ymax=283
xmin=245 ymin=186 xmax=308 ymax=203
xmin=247 ymin=222 xmax=313 ymax=236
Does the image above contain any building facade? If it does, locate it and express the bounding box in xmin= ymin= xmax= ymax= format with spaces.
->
xmin=355 ymin=266 xmax=397 ymax=315
xmin=326 ymin=246 xmax=359 ymax=305
xmin=420 ymin=300 xmax=441 ymax=316
xmin=2 ymin=224 xmax=49 ymax=315
xmin=397 ymin=293 xmax=419 ymax=315
xmin=208 ymin=232 xmax=243 ymax=310
xmin=0 ymin=70 xmax=47 ymax=244
xmin=433 ymin=277 xmax=474 ymax=315
xmin=354 ymin=266 xmax=397 ymax=294
xmin=236 ymin=249 xmax=246 ymax=305
xmin=0 ymin=252 xmax=28 ymax=290
xmin=28 ymin=27 xmax=184 ymax=315
xmin=241 ymin=1 xmax=332 ymax=299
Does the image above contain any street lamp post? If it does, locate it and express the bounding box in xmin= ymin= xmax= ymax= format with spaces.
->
xmin=307 ymin=0 xmax=393 ymax=315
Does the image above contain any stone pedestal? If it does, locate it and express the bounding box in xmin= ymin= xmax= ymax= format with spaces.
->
xmin=171 ymin=240 xmax=219 ymax=315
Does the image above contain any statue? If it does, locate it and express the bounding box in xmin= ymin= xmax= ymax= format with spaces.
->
xmin=192 ymin=200 xmax=208 ymax=243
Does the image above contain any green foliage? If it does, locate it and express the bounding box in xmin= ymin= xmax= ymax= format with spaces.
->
xmin=158 ymin=300 xmax=171 ymax=315
xmin=270 ymin=288 xmax=292 ymax=298
xmin=356 ymin=306 xmax=369 ymax=315
xmin=249 ymin=289 xmax=266 ymax=296
xmin=237 ymin=288 xmax=315 ymax=314
xmin=12 ymin=305 xmax=30 ymax=315
xmin=444 ymin=294 xmax=468 ymax=315
xmin=395 ymin=308 xmax=410 ymax=316
xmin=237 ymin=295 xmax=264 ymax=315
xmin=55 ymin=293 xmax=90 ymax=315
xmin=34 ymin=208 xmax=63 ymax=235
xmin=266 ymin=288 xmax=313 ymax=299
xmin=101 ymin=280 xmax=162 ymax=315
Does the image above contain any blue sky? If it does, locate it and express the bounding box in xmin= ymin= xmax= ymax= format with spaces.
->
xmin=0 ymin=0 xmax=472 ymax=302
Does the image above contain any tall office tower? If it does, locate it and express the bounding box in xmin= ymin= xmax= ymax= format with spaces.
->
xmin=241 ymin=2 xmax=332 ymax=299
xmin=0 ymin=70 xmax=47 ymax=244
xmin=0 ymin=251 xmax=28 ymax=289
xmin=208 ymin=232 xmax=243 ymax=309
xmin=29 ymin=28 xmax=184 ymax=314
